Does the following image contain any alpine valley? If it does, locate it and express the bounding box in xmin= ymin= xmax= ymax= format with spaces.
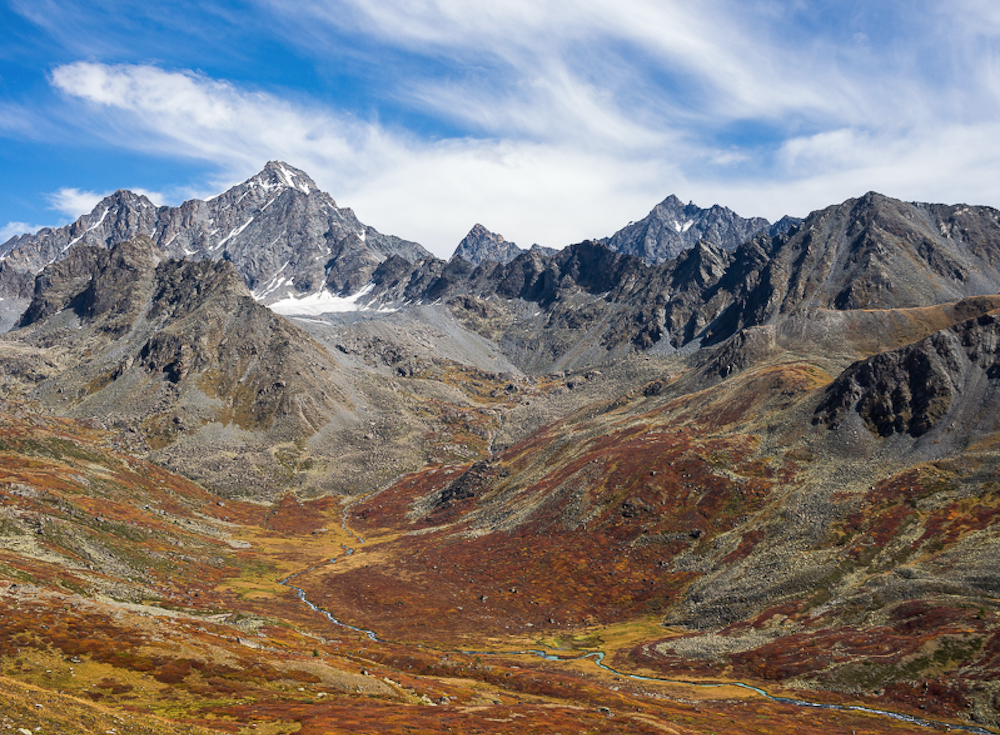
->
xmin=2 ymin=162 xmax=1000 ymax=734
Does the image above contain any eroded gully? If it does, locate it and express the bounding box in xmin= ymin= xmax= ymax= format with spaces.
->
xmin=277 ymin=502 xmax=995 ymax=735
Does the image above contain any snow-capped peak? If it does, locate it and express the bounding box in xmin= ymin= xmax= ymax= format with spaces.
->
xmin=261 ymin=160 xmax=317 ymax=195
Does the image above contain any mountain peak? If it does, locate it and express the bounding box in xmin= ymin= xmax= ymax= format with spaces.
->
xmin=605 ymin=195 xmax=771 ymax=264
xmin=467 ymin=223 xmax=506 ymax=242
xmin=452 ymin=224 xmax=522 ymax=266
xmin=256 ymin=160 xmax=318 ymax=195
xmin=100 ymin=189 xmax=156 ymax=209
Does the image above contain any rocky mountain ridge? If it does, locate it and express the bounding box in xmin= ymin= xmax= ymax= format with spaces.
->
xmin=0 ymin=161 xmax=430 ymax=329
xmin=602 ymin=193 xmax=800 ymax=264
xmin=332 ymin=192 xmax=1000 ymax=374
xmin=451 ymin=223 xmax=523 ymax=266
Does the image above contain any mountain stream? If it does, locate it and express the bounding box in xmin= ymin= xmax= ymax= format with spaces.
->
xmin=276 ymin=504 xmax=995 ymax=735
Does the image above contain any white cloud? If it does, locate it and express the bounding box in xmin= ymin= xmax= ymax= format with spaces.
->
xmin=47 ymin=187 xmax=107 ymax=219
xmin=50 ymin=61 xmax=392 ymax=177
xmin=269 ymin=0 xmax=846 ymax=130
xmin=47 ymin=61 xmax=682 ymax=252
xmin=37 ymin=2 xmax=1000 ymax=253
xmin=347 ymin=140 xmax=675 ymax=251
xmin=0 ymin=104 xmax=35 ymax=135
xmin=0 ymin=222 xmax=54 ymax=244
xmin=689 ymin=121 xmax=1000 ymax=220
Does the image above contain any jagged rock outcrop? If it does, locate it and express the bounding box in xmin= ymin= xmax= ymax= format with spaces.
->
xmin=18 ymin=236 xmax=164 ymax=336
xmin=431 ymin=459 xmax=508 ymax=514
xmin=603 ymin=194 xmax=782 ymax=264
xmin=452 ymin=224 xmax=523 ymax=266
xmin=815 ymin=312 xmax=1000 ymax=438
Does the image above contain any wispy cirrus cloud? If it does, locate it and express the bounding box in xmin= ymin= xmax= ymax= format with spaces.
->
xmin=47 ymin=187 xmax=107 ymax=219
xmin=245 ymin=1 xmax=1000 ymax=198
xmin=50 ymin=62 xmax=393 ymax=176
xmin=48 ymin=61 xmax=680 ymax=252
xmin=13 ymin=2 xmax=1000 ymax=255
xmin=263 ymin=0 xmax=863 ymax=134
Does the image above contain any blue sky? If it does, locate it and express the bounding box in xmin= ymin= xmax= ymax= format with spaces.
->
xmin=2 ymin=0 xmax=1000 ymax=257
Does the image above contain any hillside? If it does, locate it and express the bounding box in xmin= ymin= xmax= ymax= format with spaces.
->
xmin=1 ymin=236 xmax=526 ymax=498
xmin=333 ymin=298 xmax=1000 ymax=728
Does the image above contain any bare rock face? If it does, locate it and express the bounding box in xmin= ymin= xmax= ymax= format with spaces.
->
xmin=701 ymin=193 xmax=1000 ymax=345
xmin=18 ymin=235 xmax=164 ymax=335
xmin=815 ymin=313 xmax=1000 ymax=437
xmin=452 ymin=224 xmax=523 ymax=266
xmin=603 ymin=194 xmax=780 ymax=264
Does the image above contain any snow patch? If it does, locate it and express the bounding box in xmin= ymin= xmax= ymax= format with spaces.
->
xmin=268 ymin=283 xmax=375 ymax=316
xmin=274 ymin=163 xmax=313 ymax=195
xmin=215 ymin=217 xmax=254 ymax=250
xmin=64 ymin=206 xmax=110 ymax=251
xmin=256 ymin=178 xmax=280 ymax=194
xmin=251 ymin=261 xmax=292 ymax=299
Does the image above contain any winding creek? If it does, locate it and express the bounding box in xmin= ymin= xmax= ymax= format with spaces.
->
xmin=276 ymin=506 xmax=996 ymax=735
